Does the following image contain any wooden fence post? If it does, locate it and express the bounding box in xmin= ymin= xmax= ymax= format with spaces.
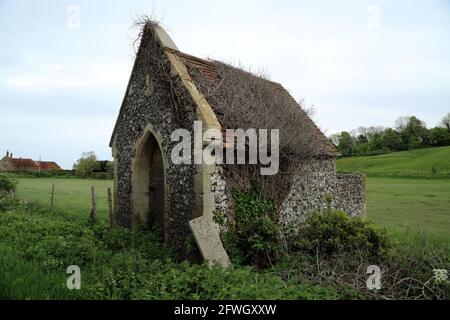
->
xmin=107 ymin=187 xmax=113 ymax=227
xmin=50 ymin=184 xmax=55 ymax=209
xmin=10 ymin=190 xmax=15 ymax=202
xmin=90 ymin=186 xmax=97 ymax=223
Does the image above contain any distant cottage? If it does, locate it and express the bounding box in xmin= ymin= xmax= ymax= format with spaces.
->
xmin=0 ymin=151 xmax=61 ymax=172
xmin=109 ymin=22 xmax=365 ymax=266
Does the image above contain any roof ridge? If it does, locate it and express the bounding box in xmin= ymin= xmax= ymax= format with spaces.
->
xmin=167 ymin=47 xmax=286 ymax=88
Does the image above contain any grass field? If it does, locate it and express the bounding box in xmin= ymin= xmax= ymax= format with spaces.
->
xmin=337 ymin=147 xmax=450 ymax=253
xmin=15 ymin=178 xmax=113 ymax=222
xmin=337 ymin=146 xmax=450 ymax=178
xmin=366 ymin=177 xmax=450 ymax=252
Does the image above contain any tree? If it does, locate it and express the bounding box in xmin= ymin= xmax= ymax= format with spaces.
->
xmin=396 ymin=116 xmax=429 ymax=149
xmin=356 ymin=134 xmax=369 ymax=145
xmin=440 ymin=113 xmax=450 ymax=132
xmin=337 ymin=132 xmax=355 ymax=155
xmin=95 ymin=160 xmax=113 ymax=173
xmin=381 ymin=128 xmax=403 ymax=151
xmin=367 ymin=132 xmax=383 ymax=151
xmin=73 ymin=151 xmax=98 ymax=177
xmin=107 ymin=161 xmax=114 ymax=174
xmin=429 ymin=127 xmax=450 ymax=146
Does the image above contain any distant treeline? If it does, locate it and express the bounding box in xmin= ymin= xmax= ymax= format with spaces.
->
xmin=331 ymin=113 xmax=450 ymax=156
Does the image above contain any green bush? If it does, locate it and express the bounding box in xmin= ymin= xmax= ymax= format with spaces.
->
xmin=0 ymin=174 xmax=17 ymax=195
xmin=291 ymin=210 xmax=391 ymax=259
xmin=221 ymin=185 xmax=282 ymax=267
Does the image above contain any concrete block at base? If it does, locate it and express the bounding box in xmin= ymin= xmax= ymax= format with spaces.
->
xmin=188 ymin=215 xmax=231 ymax=267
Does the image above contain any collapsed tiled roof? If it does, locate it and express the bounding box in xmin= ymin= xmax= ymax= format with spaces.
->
xmin=171 ymin=49 xmax=338 ymax=157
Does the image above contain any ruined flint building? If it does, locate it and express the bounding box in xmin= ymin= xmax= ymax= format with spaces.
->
xmin=110 ymin=23 xmax=365 ymax=266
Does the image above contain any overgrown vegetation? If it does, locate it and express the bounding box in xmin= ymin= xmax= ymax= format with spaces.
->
xmin=0 ymin=199 xmax=336 ymax=300
xmin=218 ymin=184 xmax=449 ymax=299
xmin=1 ymin=177 xmax=448 ymax=300
xmin=332 ymin=114 xmax=450 ymax=156
xmin=220 ymin=185 xmax=281 ymax=267
xmin=0 ymin=174 xmax=17 ymax=195
xmin=290 ymin=210 xmax=391 ymax=259
xmin=277 ymin=209 xmax=449 ymax=299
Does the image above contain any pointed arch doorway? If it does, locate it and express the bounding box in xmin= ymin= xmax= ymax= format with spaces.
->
xmin=132 ymin=126 xmax=167 ymax=237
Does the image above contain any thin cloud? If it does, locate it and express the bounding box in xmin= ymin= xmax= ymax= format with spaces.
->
xmin=2 ymin=60 xmax=132 ymax=91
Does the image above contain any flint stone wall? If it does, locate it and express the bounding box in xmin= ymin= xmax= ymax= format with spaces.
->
xmin=211 ymin=159 xmax=365 ymax=233
xmin=334 ymin=174 xmax=366 ymax=217
xmin=113 ymin=31 xmax=198 ymax=255
xmin=279 ymin=159 xmax=365 ymax=231
xmin=210 ymin=166 xmax=233 ymax=229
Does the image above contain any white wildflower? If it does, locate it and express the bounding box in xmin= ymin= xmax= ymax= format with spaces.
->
xmin=432 ymin=269 xmax=448 ymax=285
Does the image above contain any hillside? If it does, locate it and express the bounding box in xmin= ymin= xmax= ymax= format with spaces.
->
xmin=337 ymin=146 xmax=450 ymax=178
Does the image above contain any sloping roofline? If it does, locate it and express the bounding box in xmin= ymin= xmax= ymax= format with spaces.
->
xmin=109 ymin=25 xmax=337 ymax=157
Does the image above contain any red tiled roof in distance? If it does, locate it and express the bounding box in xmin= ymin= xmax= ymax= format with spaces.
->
xmin=36 ymin=161 xmax=61 ymax=171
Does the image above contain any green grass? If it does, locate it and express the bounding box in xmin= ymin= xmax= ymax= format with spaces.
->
xmin=14 ymin=178 xmax=113 ymax=222
xmin=0 ymin=202 xmax=337 ymax=300
xmin=0 ymin=244 xmax=81 ymax=300
xmin=337 ymin=147 xmax=450 ymax=252
xmin=337 ymin=146 xmax=450 ymax=178
xmin=365 ymin=177 xmax=450 ymax=253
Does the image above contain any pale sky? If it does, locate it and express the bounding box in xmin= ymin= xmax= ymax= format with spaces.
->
xmin=1 ymin=0 xmax=449 ymax=168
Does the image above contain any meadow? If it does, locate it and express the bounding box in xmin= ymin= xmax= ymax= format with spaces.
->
xmin=15 ymin=178 xmax=113 ymax=222
xmin=337 ymin=146 xmax=450 ymax=178
xmin=337 ymin=147 xmax=450 ymax=252
xmin=366 ymin=177 xmax=450 ymax=252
